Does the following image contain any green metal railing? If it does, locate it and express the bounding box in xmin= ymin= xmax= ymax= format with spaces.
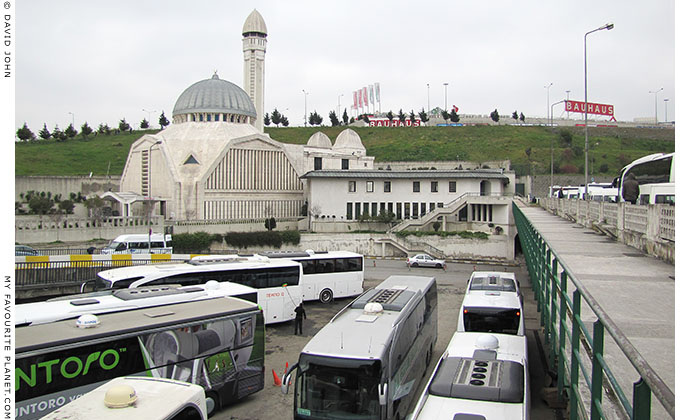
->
xmin=513 ymin=202 xmax=674 ymax=420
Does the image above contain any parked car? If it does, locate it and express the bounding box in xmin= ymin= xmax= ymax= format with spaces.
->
xmin=406 ymin=253 xmax=446 ymax=269
xmin=15 ymin=245 xmax=38 ymax=256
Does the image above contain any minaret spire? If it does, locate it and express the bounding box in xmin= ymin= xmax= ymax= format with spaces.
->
xmin=242 ymin=10 xmax=267 ymax=132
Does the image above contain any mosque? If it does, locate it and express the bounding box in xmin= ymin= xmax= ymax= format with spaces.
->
xmin=108 ymin=10 xmax=374 ymax=221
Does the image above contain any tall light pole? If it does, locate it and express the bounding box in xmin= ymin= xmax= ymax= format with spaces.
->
xmin=648 ymin=87 xmax=663 ymax=124
xmin=147 ymin=140 xmax=163 ymax=252
xmin=663 ymin=98 xmax=669 ymax=123
xmin=565 ymin=90 xmax=571 ymax=119
xmin=443 ymin=83 xmax=449 ymax=111
xmin=550 ymin=99 xmax=566 ymax=191
xmin=584 ymin=22 xmax=614 ymax=197
xmin=544 ymin=83 xmax=553 ymax=123
xmin=68 ymin=112 xmax=74 ymax=128
xmin=302 ymin=89 xmax=309 ymax=127
xmin=337 ymin=94 xmax=343 ymax=119
xmin=426 ymin=83 xmax=430 ymax=114
xmin=142 ymin=109 xmax=156 ymax=126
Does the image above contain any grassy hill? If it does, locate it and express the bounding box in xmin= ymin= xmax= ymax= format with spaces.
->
xmin=15 ymin=125 xmax=674 ymax=177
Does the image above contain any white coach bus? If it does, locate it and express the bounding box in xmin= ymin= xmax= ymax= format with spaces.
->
xmin=282 ymin=275 xmax=438 ymax=420
xmin=16 ymin=281 xmax=257 ymax=327
xmin=410 ymin=331 xmax=530 ymax=420
xmin=88 ymin=256 xmax=302 ymax=324
xmin=458 ymin=271 xmax=525 ymax=336
xmin=260 ymin=250 xmax=364 ymax=303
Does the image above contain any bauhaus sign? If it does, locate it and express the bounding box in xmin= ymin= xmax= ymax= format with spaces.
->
xmin=565 ymin=100 xmax=615 ymax=118
xmin=368 ymin=118 xmax=422 ymax=127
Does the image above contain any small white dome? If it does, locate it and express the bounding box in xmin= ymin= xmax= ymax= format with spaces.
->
xmin=306 ymin=132 xmax=332 ymax=149
xmin=104 ymin=384 xmax=137 ymax=408
xmin=76 ymin=314 xmax=100 ymax=329
xmin=333 ymin=129 xmax=365 ymax=153
xmin=363 ymin=302 xmax=384 ymax=314
xmin=475 ymin=334 xmax=499 ymax=350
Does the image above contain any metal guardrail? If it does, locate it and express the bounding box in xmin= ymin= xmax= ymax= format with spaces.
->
xmin=513 ymin=202 xmax=674 ymax=420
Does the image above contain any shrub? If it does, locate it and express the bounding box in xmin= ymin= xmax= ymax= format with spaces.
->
xmin=432 ymin=221 xmax=441 ymax=231
xmin=280 ymin=230 xmax=301 ymax=246
xmin=171 ymin=232 xmax=220 ymax=253
xmin=224 ymin=230 xmax=301 ymax=249
xmin=559 ymin=163 xmax=579 ymax=174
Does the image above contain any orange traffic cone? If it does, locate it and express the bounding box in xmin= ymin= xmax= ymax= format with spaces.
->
xmin=272 ymin=369 xmax=281 ymax=386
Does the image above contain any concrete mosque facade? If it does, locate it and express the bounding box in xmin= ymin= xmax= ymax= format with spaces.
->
xmin=112 ymin=10 xmax=374 ymax=222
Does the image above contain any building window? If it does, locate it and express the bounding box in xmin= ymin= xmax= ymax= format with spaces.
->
xmin=363 ymin=202 xmax=369 ymax=216
xmin=384 ymin=181 xmax=391 ymax=192
xmin=372 ymin=203 xmax=378 ymax=217
xmin=396 ymin=202 xmax=402 ymax=219
xmin=421 ymin=202 xmax=426 ymax=216
xmin=341 ymin=159 xmax=349 ymax=170
xmin=449 ymin=181 xmax=457 ymax=193
xmin=355 ymin=202 xmax=361 ymax=219
xmin=366 ymin=181 xmax=374 ymax=192
xmin=348 ymin=181 xmax=356 ymax=192
xmin=404 ymin=203 xmax=411 ymax=219
xmin=215 ymin=114 xmax=220 ymax=121
xmin=346 ymin=202 xmax=353 ymax=220
xmin=413 ymin=181 xmax=420 ymax=193
xmin=412 ymin=202 xmax=419 ymax=218
xmin=314 ymin=157 xmax=322 ymax=170
xmin=431 ymin=181 xmax=438 ymax=193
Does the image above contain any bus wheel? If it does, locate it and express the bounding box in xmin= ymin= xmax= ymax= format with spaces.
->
xmin=319 ymin=288 xmax=334 ymax=303
xmin=206 ymin=392 xmax=220 ymax=416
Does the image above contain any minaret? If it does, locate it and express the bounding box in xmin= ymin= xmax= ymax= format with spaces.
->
xmin=242 ymin=9 xmax=267 ymax=132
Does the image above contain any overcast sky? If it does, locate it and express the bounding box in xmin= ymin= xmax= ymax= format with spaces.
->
xmin=10 ymin=0 xmax=676 ymax=134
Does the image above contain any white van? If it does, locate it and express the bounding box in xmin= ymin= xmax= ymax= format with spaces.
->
xmin=40 ymin=376 xmax=208 ymax=420
xmin=458 ymin=271 xmax=524 ymax=336
xmin=101 ymin=233 xmax=173 ymax=254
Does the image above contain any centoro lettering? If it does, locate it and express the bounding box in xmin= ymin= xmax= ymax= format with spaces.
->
xmin=16 ymin=349 xmax=120 ymax=391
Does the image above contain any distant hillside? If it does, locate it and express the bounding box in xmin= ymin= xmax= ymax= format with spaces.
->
xmin=15 ymin=126 xmax=674 ymax=177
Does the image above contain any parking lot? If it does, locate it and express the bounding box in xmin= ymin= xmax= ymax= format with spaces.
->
xmin=215 ymin=257 xmax=558 ymax=419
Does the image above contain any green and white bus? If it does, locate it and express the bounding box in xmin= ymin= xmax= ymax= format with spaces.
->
xmin=15 ymin=297 xmax=264 ymax=420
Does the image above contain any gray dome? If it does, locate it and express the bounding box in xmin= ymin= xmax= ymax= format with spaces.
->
xmin=172 ymin=73 xmax=257 ymax=119
xmin=307 ymin=132 xmax=332 ymax=148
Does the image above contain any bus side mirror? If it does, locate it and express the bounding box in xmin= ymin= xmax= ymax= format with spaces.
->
xmin=281 ymin=363 xmax=298 ymax=395
xmin=378 ymin=383 xmax=388 ymax=406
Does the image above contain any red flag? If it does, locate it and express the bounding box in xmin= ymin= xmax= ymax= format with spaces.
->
xmin=452 ymin=105 xmax=458 ymax=113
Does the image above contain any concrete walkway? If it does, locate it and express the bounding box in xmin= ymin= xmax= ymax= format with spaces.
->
xmin=518 ymin=204 xmax=674 ymax=419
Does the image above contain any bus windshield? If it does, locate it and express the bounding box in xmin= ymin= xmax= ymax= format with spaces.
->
xmin=463 ymin=307 xmax=520 ymax=335
xmin=295 ymin=356 xmax=381 ymax=420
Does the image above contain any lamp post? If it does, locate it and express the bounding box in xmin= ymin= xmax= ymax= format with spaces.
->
xmin=565 ymin=90 xmax=571 ymax=119
xmin=663 ymin=98 xmax=669 ymax=123
xmin=426 ymin=83 xmax=430 ymax=114
xmin=147 ymin=139 xmax=162 ymax=251
xmin=68 ymin=112 xmax=74 ymax=129
xmin=337 ymin=94 xmax=343 ymax=119
xmin=584 ymin=22 xmax=614 ymax=197
xmin=550 ymin=99 xmax=566 ymax=191
xmin=443 ymin=83 xmax=449 ymax=111
xmin=302 ymin=90 xmax=309 ymax=127
xmin=142 ymin=109 xmax=156 ymax=127
xmin=544 ymin=82 xmax=553 ymax=122
xmin=648 ymin=87 xmax=663 ymax=124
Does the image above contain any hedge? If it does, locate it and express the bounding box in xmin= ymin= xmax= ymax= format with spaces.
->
xmin=224 ymin=230 xmax=301 ymax=249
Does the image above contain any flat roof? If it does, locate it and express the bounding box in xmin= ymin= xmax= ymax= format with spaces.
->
xmin=17 ymin=297 xmax=258 ymax=355
xmin=301 ymin=169 xmax=509 ymax=180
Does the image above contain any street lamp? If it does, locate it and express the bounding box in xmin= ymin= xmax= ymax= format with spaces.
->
xmin=68 ymin=112 xmax=74 ymax=128
xmin=443 ymin=83 xmax=449 ymax=111
xmin=663 ymin=98 xmax=669 ymax=123
xmin=337 ymin=94 xmax=343 ymax=119
xmin=426 ymin=83 xmax=430 ymax=114
xmin=302 ymin=90 xmax=309 ymax=127
xmin=142 ymin=109 xmax=156 ymax=126
xmin=565 ymin=90 xmax=571 ymax=119
xmin=544 ymin=82 xmax=553 ymax=122
xmin=146 ymin=139 xmax=163 ymax=252
xmin=550 ymin=99 xmax=566 ymax=191
xmin=584 ymin=22 xmax=614 ymax=197
xmin=648 ymin=87 xmax=663 ymax=124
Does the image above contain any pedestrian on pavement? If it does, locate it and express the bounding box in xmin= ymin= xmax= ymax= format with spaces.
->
xmin=294 ymin=303 xmax=306 ymax=335
xmin=622 ymin=173 xmax=639 ymax=204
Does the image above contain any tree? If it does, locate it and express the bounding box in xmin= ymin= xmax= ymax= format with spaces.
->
xmin=264 ymin=217 xmax=277 ymax=231
xmin=140 ymin=119 xmax=149 ymax=129
xmin=264 ymin=113 xmax=271 ymax=126
xmin=328 ymin=110 xmax=340 ymax=127
xmin=361 ymin=114 xmax=370 ymax=123
xmin=512 ymin=111 xmax=519 ymax=122
xmin=28 ymin=196 xmax=53 ymax=215
xmin=118 ymin=118 xmax=131 ymax=132
xmin=397 ymin=109 xmax=406 ymax=122
xmin=64 ymin=123 xmax=78 ymax=139
xmin=270 ymin=108 xmax=282 ymax=126
xmin=308 ymin=111 xmax=323 ymax=126
xmin=441 ymin=110 xmax=450 ymax=122
xmin=80 ymin=122 xmax=93 ymax=139
xmin=409 ymin=110 xmax=416 ymax=124
xmin=58 ymin=199 xmax=75 ymax=214
xmin=419 ymin=108 xmax=429 ymax=123
xmin=159 ymin=112 xmax=170 ymax=129
xmin=385 ymin=110 xmax=394 ymax=122
xmin=449 ymin=109 xmax=460 ymax=123
xmin=342 ymin=109 xmax=349 ymax=125
xmin=38 ymin=123 xmax=51 ymax=140
xmin=519 ymin=112 xmax=525 ymax=123
xmin=280 ymin=115 xmax=290 ymax=127
xmin=52 ymin=125 xmax=67 ymax=142
xmin=490 ymin=109 xmax=500 ymax=123
xmin=16 ymin=123 xmax=35 ymax=142
xmin=98 ymin=123 xmax=112 ymax=135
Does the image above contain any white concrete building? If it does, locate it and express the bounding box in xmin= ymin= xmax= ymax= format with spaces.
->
xmin=301 ymin=169 xmax=515 ymax=225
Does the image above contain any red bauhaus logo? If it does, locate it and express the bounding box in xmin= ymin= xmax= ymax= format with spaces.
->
xmin=565 ymin=100 xmax=615 ymax=119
